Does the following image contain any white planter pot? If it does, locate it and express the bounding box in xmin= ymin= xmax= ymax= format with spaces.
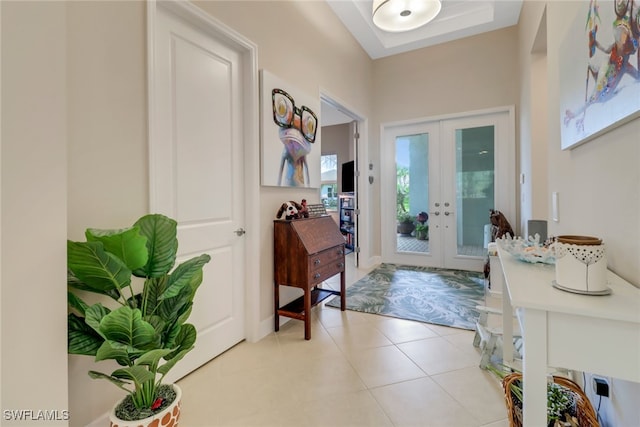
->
xmin=109 ymin=384 xmax=181 ymax=427
xmin=553 ymin=235 xmax=609 ymax=295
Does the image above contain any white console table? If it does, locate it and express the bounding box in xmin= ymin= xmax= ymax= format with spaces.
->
xmin=496 ymin=243 xmax=640 ymax=426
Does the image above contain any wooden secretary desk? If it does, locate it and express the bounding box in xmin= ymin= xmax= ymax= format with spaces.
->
xmin=273 ymin=215 xmax=346 ymax=340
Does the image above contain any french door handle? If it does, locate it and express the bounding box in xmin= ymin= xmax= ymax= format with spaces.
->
xmin=234 ymin=228 xmax=246 ymax=236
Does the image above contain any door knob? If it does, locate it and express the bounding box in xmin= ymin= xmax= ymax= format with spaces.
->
xmin=431 ymin=211 xmax=440 ymax=216
xmin=444 ymin=211 xmax=453 ymax=216
xmin=234 ymin=228 xmax=246 ymax=236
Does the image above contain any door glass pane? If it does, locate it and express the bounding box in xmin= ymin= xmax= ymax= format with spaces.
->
xmin=321 ymin=154 xmax=338 ymax=210
xmin=396 ymin=133 xmax=429 ymax=253
xmin=455 ymin=126 xmax=494 ymax=257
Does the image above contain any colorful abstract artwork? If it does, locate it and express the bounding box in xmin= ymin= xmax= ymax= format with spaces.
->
xmin=260 ymin=70 xmax=321 ymax=187
xmin=560 ymin=0 xmax=640 ymax=150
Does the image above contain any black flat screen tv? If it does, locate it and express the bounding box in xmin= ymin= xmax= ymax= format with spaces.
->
xmin=342 ymin=160 xmax=354 ymax=193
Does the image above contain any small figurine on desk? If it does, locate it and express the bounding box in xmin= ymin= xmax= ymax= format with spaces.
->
xmin=276 ymin=200 xmax=303 ymax=220
xmin=299 ymin=199 xmax=309 ymax=218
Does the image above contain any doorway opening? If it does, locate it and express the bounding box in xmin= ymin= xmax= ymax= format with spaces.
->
xmin=320 ymin=94 xmax=365 ymax=267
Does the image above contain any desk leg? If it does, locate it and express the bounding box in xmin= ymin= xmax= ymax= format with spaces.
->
xmin=340 ymin=270 xmax=346 ymax=310
xmin=522 ymin=308 xmax=548 ymax=427
xmin=274 ymin=282 xmax=280 ymax=332
xmin=303 ymin=287 xmax=311 ymax=340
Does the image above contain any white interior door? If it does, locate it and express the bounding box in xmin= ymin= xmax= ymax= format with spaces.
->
xmin=382 ymin=108 xmax=514 ymax=272
xmin=150 ymin=2 xmax=245 ymax=381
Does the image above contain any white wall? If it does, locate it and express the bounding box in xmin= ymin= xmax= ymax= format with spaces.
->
xmin=67 ymin=1 xmax=149 ymax=234
xmin=519 ymin=2 xmax=640 ymax=425
xmin=544 ymin=1 xmax=639 ymax=286
xmin=65 ymin=2 xmax=150 ymax=424
xmin=518 ymin=4 xmax=550 ymax=236
xmin=1 ymin=2 xmax=69 ymax=425
xmin=373 ymin=27 xmax=520 ymax=123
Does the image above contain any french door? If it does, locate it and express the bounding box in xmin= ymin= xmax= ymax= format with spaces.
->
xmin=381 ymin=108 xmax=515 ymax=271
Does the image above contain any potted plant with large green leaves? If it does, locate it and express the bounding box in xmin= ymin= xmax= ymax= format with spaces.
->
xmin=67 ymin=213 xmax=211 ymax=426
xmin=415 ymin=223 xmax=429 ymax=240
xmin=396 ymin=212 xmax=415 ymax=236
xmin=415 ymin=211 xmax=429 ymax=240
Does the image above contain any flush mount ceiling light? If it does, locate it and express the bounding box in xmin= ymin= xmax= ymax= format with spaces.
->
xmin=372 ymin=0 xmax=442 ymax=33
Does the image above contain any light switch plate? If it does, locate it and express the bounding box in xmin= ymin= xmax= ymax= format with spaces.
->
xmin=552 ymin=192 xmax=559 ymax=222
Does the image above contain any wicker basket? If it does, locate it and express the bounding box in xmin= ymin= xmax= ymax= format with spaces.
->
xmin=502 ymin=373 xmax=600 ymax=427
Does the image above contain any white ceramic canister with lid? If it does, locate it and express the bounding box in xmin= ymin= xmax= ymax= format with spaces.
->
xmin=553 ymin=235 xmax=608 ymax=294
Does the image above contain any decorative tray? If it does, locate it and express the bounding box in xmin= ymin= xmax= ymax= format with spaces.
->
xmin=497 ymin=235 xmax=555 ymax=264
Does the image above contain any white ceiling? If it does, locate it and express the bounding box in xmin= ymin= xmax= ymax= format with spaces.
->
xmin=321 ymin=0 xmax=523 ymax=126
xmin=326 ymin=0 xmax=523 ymax=60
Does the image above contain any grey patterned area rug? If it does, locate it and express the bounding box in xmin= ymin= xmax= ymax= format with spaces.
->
xmin=326 ymin=263 xmax=485 ymax=330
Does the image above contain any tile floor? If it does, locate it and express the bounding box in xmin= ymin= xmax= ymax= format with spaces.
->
xmin=177 ymin=257 xmax=509 ymax=427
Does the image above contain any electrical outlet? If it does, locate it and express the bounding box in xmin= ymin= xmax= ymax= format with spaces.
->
xmin=593 ymin=377 xmax=610 ymax=397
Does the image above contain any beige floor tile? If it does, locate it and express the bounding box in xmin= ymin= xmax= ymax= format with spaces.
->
xmin=368 ymin=316 xmax=441 ymax=344
xmin=424 ymin=323 xmax=468 ymax=336
xmin=432 ymin=366 xmax=509 ymax=424
xmin=276 ymin=326 xmax=344 ymax=360
xmin=178 ymin=259 xmax=509 ymax=427
xmin=325 ymin=322 xmax=394 ymax=353
xmin=442 ymin=329 xmax=482 ymax=356
xmin=398 ymin=336 xmax=480 ymax=375
xmin=370 ymin=376 xmax=479 ymax=426
xmin=276 ymin=312 xmax=334 ymax=342
xmin=214 ymin=407 xmax=284 ymax=427
xmin=213 ymin=335 xmax=282 ymax=377
xmin=290 ymin=389 xmax=394 ymax=427
xmin=480 ymin=419 xmax=510 ymax=427
xmin=178 ymin=355 xmax=221 ymax=390
xmin=283 ymin=356 xmax=368 ymax=402
xmin=315 ymin=304 xmax=372 ymax=329
xmin=177 ymin=391 xmax=220 ymax=426
xmin=346 ymin=344 xmax=427 ymax=388
xmin=215 ymin=367 xmax=299 ymax=424
xmin=179 ymin=363 xmax=295 ymax=425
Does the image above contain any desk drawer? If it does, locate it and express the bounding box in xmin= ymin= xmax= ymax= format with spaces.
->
xmin=309 ymin=260 xmax=345 ymax=285
xmin=308 ymin=246 xmax=344 ymax=270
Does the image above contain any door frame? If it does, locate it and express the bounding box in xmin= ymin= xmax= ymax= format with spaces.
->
xmin=320 ymin=90 xmax=370 ymax=268
xmin=147 ymin=0 xmax=262 ymax=343
xmin=380 ymin=106 xmax=516 ymax=271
